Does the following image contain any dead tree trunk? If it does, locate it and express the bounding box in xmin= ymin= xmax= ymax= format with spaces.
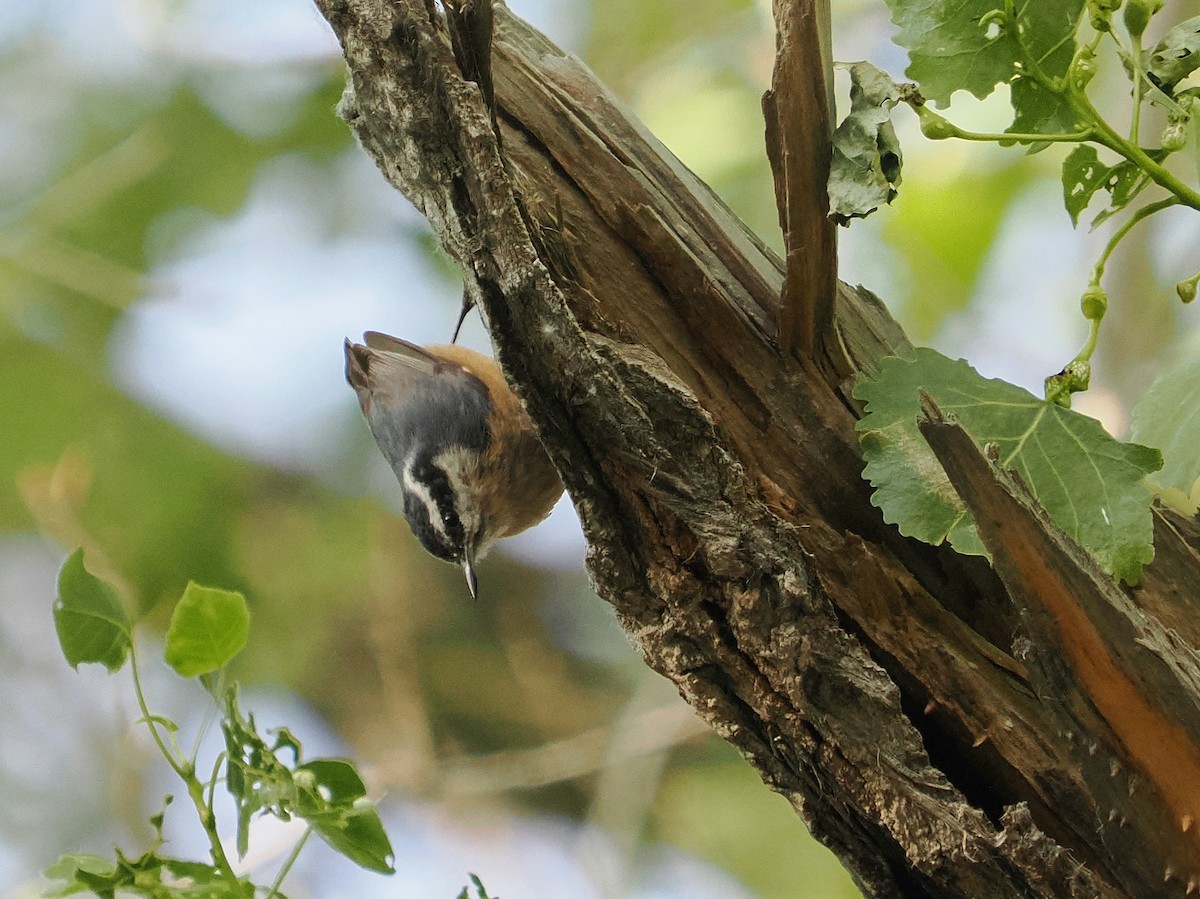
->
xmin=315 ymin=0 xmax=1200 ymax=895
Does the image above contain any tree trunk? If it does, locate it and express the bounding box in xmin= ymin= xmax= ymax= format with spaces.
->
xmin=315 ymin=1 xmax=1200 ymax=895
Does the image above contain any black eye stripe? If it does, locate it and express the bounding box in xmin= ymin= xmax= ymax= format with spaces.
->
xmin=404 ymin=455 xmax=465 ymax=561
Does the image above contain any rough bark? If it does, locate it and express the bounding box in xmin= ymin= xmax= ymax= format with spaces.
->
xmin=315 ymin=0 xmax=1200 ymax=895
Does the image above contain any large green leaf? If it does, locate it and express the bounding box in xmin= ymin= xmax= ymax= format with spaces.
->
xmin=885 ymin=0 xmax=1084 ymax=109
xmin=855 ymin=349 xmax=1162 ymax=582
xmin=54 ymin=548 xmax=132 ymax=672
xmin=1129 ymin=355 xmax=1200 ymax=497
xmin=294 ymin=760 xmax=393 ymax=872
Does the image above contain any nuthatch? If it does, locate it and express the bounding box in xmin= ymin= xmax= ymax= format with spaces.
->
xmin=344 ymin=332 xmax=563 ymax=599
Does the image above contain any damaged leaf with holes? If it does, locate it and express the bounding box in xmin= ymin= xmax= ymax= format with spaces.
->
xmin=1148 ymin=16 xmax=1200 ymax=91
xmin=222 ymin=688 xmax=395 ymax=873
xmin=1061 ymin=145 xmax=1149 ymax=228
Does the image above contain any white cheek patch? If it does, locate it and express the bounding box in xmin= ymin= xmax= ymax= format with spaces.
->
xmin=403 ymin=454 xmax=449 ymax=542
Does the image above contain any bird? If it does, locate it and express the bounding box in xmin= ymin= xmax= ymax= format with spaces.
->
xmin=344 ymin=332 xmax=563 ymax=599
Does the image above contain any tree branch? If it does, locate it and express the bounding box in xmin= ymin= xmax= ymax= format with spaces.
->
xmin=316 ymin=1 xmax=1200 ymax=894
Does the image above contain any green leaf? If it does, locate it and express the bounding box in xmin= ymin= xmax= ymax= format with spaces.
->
xmin=164 ymin=582 xmax=249 ymax=677
xmin=855 ymin=349 xmax=1162 ymax=582
xmin=44 ymin=848 xmax=252 ymax=899
xmin=1129 ymin=355 xmax=1200 ymax=496
xmin=297 ymin=758 xmax=368 ymax=804
xmin=43 ymin=853 xmax=118 ymax=896
xmin=1062 ymin=145 xmax=1107 ymax=226
xmin=1062 ymin=146 xmax=1150 ymax=227
xmin=222 ymin=686 xmax=298 ymax=858
xmin=885 ymin=0 xmax=1085 ymax=107
xmin=307 ymin=805 xmax=395 ymax=874
xmin=293 ymin=757 xmax=394 ymax=873
xmin=1006 ymin=74 xmax=1083 ymax=147
xmin=1148 ymin=16 xmax=1200 ymax=91
xmin=829 ymin=62 xmax=903 ymax=223
xmin=53 ymin=549 xmax=132 ymax=672
xmin=272 ymin=726 xmax=303 ymax=762
xmin=1090 ymin=161 xmax=1149 ymax=225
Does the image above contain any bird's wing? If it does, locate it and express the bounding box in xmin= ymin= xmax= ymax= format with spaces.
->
xmin=347 ymin=332 xmax=435 ymax=393
xmin=340 ymin=331 xmax=489 ymax=446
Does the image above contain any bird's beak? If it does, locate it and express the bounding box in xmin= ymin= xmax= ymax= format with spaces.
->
xmin=462 ymin=553 xmax=478 ymax=601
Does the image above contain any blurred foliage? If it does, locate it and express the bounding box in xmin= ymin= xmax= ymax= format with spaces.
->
xmin=654 ymin=760 xmax=861 ymax=899
xmin=883 ymin=157 xmax=1031 ymax=340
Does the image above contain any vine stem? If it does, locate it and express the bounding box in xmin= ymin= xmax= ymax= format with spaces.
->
xmin=190 ymin=670 xmax=225 ymax=765
xmin=945 ymin=126 xmax=1095 ymax=144
xmin=129 ymin=646 xmax=242 ymax=888
xmin=1090 ymin=196 xmax=1179 ymax=287
xmin=1073 ymin=317 xmax=1102 ymax=368
xmin=129 ymin=645 xmax=186 ymax=777
xmin=1059 ymin=196 xmax=1181 ymax=384
xmin=1072 ymin=91 xmax=1200 ymax=211
xmin=266 ymin=825 xmax=313 ymax=898
xmin=1129 ymin=33 xmax=1145 ymax=143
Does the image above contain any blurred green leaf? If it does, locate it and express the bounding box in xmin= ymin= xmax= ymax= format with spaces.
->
xmin=305 ymin=803 xmax=395 ymax=874
xmin=59 ymin=81 xmax=350 ymax=274
xmin=164 ymin=582 xmax=249 ymax=677
xmin=885 ymin=161 xmax=1029 ymax=340
xmin=655 ymin=759 xmax=861 ymax=898
xmin=1130 ymin=355 xmax=1200 ymax=496
xmin=1 ymin=333 xmax=255 ymax=610
xmin=855 ymin=348 xmax=1161 ymax=582
xmin=457 ymin=873 xmax=497 ymax=899
xmin=54 ymin=547 xmax=132 ymax=672
xmin=43 ymin=853 xmax=118 ymax=896
xmin=43 ymin=848 xmax=250 ymax=899
xmin=586 ymin=0 xmax=755 ymax=96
